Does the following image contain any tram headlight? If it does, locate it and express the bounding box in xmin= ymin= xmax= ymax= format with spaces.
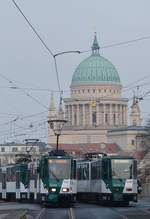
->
xmin=62 ymin=188 xmax=69 ymax=192
xmin=126 ymin=188 xmax=132 ymax=191
xmin=51 ymin=188 xmax=56 ymax=192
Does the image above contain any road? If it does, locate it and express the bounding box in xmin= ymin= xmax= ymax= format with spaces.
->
xmin=1 ymin=198 xmax=150 ymax=219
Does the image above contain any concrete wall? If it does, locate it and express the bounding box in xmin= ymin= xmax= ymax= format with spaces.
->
xmin=142 ymin=183 xmax=150 ymax=197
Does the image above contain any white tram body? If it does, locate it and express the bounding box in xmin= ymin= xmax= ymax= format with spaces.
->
xmin=77 ymin=155 xmax=138 ymax=205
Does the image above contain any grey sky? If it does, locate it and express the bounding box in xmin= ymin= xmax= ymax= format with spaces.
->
xmin=0 ymin=0 xmax=150 ymax=143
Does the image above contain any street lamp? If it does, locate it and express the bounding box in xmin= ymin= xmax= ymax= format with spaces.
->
xmin=48 ymin=119 xmax=67 ymax=151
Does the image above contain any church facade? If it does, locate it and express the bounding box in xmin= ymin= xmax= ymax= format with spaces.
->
xmin=48 ymin=35 xmax=145 ymax=154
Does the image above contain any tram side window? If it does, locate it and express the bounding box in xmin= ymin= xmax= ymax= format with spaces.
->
xmin=133 ymin=160 xmax=137 ymax=179
xmin=16 ymin=171 xmax=20 ymax=189
xmin=7 ymin=167 xmax=16 ymax=182
xmin=71 ymin=160 xmax=76 ymax=179
xmin=40 ymin=160 xmax=48 ymax=179
xmin=6 ymin=168 xmax=11 ymax=182
xmin=77 ymin=163 xmax=89 ymax=180
xmin=0 ymin=169 xmax=2 ymax=182
xmin=2 ymin=173 xmax=6 ymax=189
xmin=29 ymin=164 xmax=34 ymax=180
xmin=102 ymin=159 xmax=110 ymax=179
xmin=11 ymin=167 xmax=16 ymax=181
xmin=91 ymin=161 xmax=101 ymax=179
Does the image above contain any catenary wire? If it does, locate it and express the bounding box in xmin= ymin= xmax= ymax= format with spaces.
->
xmin=0 ymin=73 xmax=48 ymax=110
xmin=6 ymin=1 xmax=150 ymax=142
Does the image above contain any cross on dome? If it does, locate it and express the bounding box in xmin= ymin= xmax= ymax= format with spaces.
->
xmin=91 ymin=32 xmax=100 ymax=55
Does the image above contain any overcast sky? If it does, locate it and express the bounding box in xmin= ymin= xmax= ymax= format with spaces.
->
xmin=0 ymin=0 xmax=150 ymax=143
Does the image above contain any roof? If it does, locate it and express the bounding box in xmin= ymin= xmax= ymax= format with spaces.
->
xmin=118 ymin=151 xmax=146 ymax=160
xmin=71 ymin=35 xmax=121 ymax=87
xmin=108 ymin=125 xmax=147 ymax=133
xmin=50 ymin=143 xmax=121 ymax=155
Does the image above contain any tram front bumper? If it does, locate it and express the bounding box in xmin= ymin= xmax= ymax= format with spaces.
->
xmin=100 ymin=193 xmax=137 ymax=202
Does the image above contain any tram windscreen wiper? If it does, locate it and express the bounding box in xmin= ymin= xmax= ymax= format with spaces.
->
xmin=49 ymin=169 xmax=60 ymax=182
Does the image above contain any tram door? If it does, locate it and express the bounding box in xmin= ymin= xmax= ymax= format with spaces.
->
xmin=16 ymin=170 xmax=20 ymax=199
xmin=2 ymin=168 xmax=6 ymax=199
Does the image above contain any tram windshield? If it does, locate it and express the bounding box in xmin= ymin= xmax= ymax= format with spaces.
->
xmin=111 ymin=159 xmax=133 ymax=179
xmin=48 ymin=159 xmax=70 ymax=180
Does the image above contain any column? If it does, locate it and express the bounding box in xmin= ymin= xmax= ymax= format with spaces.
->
xmin=96 ymin=103 xmax=99 ymax=126
xmin=124 ymin=105 xmax=128 ymax=126
xmin=69 ymin=105 xmax=72 ymax=125
xmin=83 ymin=104 xmax=86 ymax=126
xmin=77 ymin=104 xmax=79 ymax=126
xmin=89 ymin=104 xmax=92 ymax=126
xmin=67 ymin=105 xmax=70 ymax=125
xmin=103 ymin=104 xmax=105 ymax=126
xmin=72 ymin=104 xmax=74 ymax=126
xmin=120 ymin=104 xmax=123 ymax=126
xmin=115 ymin=104 xmax=118 ymax=126
xmin=123 ymin=105 xmax=126 ymax=126
xmin=124 ymin=105 xmax=127 ymax=125
xmin=109 ymin=104 xmax=112 ymax=125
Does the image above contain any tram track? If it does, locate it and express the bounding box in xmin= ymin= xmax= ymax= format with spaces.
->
xmin=35 ymin=208 xmax=45 ymax=219
xmin=69 ymin=207 xmax=76 ymax=219
xmin=110 ymin=207 xmax=130 ymax=219
xmin=111 ymin=206 xmax=150 ymax=219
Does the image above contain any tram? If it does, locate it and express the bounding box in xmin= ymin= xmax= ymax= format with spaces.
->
xmin=77 ymin=153 xmax=138 ymax=206
xmin=0 ymin=150 xmax=77 ymax=205
xmin=38 ymin=150 xmax=77 ymax=205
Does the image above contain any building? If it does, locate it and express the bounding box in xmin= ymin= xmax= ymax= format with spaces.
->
xmin=48 ymin=34 xmax=145 ymax=154
xmin=0 ymin=142 xmax=40 ymax=166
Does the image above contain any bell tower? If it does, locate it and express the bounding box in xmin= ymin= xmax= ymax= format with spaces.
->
xmin=130 ymin=95 xmax=142 ymax=126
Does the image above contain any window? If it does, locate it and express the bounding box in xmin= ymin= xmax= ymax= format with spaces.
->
xmin=12 ymin=147 xmax=18 ymax=152
xmin=1 ymin=147 xmax=5 ymax=152
xmin=113 ymin=114 xmax=116 ymax=125
xmin=77 ymin=163 xmax=89 ymax=180
xmin=105 ymin=114 xmax=108 ymax=123
xmin=111 ymin=159 xmax=133 ymax=179
xmin=32 ymin=147 xmax=36 ymax=152
xmin=92 ymin=111 xmax=96 ymax=125
xmin=91 ymin=161 xmax=101 ymax=179
xmin=131 ymin=140 xmax=135 ymax=145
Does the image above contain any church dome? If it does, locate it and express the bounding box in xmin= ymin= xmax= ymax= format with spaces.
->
xmin=71 ymin=35 xmax=121 ymax=87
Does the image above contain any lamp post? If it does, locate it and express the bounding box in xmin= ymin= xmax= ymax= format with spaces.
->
xmin=48 ymin=119 xmax=67 ymax=151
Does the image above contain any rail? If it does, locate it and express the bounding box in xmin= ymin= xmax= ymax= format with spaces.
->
xmin=35 ymin=208 xmax=45 ymax=219
xmin=69 ymin=208 xmax=76 ymax=219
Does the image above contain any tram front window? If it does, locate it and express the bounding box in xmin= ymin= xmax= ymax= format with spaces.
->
xmin=48 ymin=159 xmax=70 ymax=180
xmin=111 ymin=159 xmax=133 ymax=179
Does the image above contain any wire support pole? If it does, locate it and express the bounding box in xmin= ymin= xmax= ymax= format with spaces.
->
xmin=56 ymin=134 xmax=60 ymax=151
xmin=53 ymin=56 xmax=62 ymax=96
xmin=54 ymin=50 xmax=81 ymax=58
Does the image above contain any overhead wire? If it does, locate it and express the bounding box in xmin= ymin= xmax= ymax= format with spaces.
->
xmin=80 ymin=35 xmax=150 ymax=54
xmin=11 ymin=0 xmax=62 ymax=101
xmin=11 ymin=0 xmax=54 ymax=56
xmin=0 ymin=73 xmax=48 ymax=110
xmin=7 ymin=1 xmax=150 ymax=143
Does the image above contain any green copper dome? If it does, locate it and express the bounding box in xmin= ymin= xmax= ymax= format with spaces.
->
xmin=71 ymin=35 xmax=121 ymax=86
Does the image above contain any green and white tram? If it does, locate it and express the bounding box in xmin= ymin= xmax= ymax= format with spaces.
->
xmin=77 ymin=154 xmax=138 ymax=206
xmin=38 ymin=150 xmax=77 ymax=205
xmin=0 ymin=154 xmax=37 ymax=202
xmin=0 ymin=150 xmax=77 ymax=205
